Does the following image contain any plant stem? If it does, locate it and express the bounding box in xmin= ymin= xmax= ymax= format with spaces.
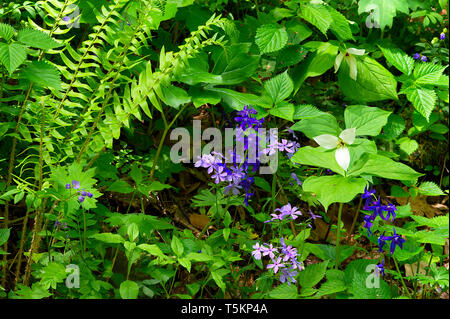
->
xmin=335 ymin=202 xmax=344 ymax=270
xmin=349 ymin=197 xmax=363 ymax=235
xmin=393 ymin=256 xmax=412 ymax=298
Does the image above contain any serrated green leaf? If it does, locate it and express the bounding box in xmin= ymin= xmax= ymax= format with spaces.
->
xmin=344 ymin=105 xmax=391 ymax=136
xmin=20 ymin=61 xmax=62 ymax=90
xmin=405 ymin=87 xmax=437 ymax=120
xmin=301 ymin=4 xmax=332 ymax=35
xmin=0 ymin=23 xmax=15 ymax=41
xmin=17 ymin=28 xmax=60 ymax=50
xmin=299 ymin=261 xmax=329 ymax=288
xmin=378 ymin=46 xmax=414 ymax=75
xmin=0 ymin=42 xmax=27 ymax=74
xmin=264 ymin=70 xmax=293 ymax=105
xmin=255 ymin=24 xmax=288 ymax=54
xmin=268 ymin=283 xmax=298 ymax=299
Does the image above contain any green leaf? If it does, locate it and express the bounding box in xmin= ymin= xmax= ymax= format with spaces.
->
xmin=351 ymin=272 xmax=391 ymax=299
xmin=404 ymin=87 xmax=437 ymax=120
xmin=206 ymin=87 xmax=272 ymax=110
xmin=268 ymin=283 xmax=298 ymax=299
xmin=39 ymin=263 xmax=68 ymax=290
xmin=20 ymin=61 xmax=62 ymax=90
xmin=303 ymin=175 xmax=367 ymax=211
xmin=413 ymin=62 xmax=447 ymax=85
xmin=378 ymin=46 xmax=414 ymax=75
xmin=298 ymin=261 xmax=329 ymax=288
xmin=316 ymin=279 xmax=347 ymax=297
xmin=344 ymin=105 xmax=391 ymax=136
xmin=338 ymin=55 xmax=398 ymax=102
xmin=160 ymin=85 xmax=191 ymax=109
xmin=17 ymin=28 xmax=60 ymax=50
xmin=293 ymin=104 xmax=325 ymax=120
xmin=178 ymin=257 xmax=192 ymax=272
xmin=90 ymin=233 xmax=125 ymax=244
xmin=269 ymin=103 xmax=295 ymax=121
xmin=397 ymin=137 xmax=418 ymax=155
xmin=358 ymin=0 xmax=409 ymax=30
xmin=327 ymin=6 xmax=354 ymax=41
xmin=383 ymin=114 xmax=405 ymax=139
xmin=171 ymin=235 xmax=184 ymax=256
xmin=255 ymin=24 xmax=288 ymax=54
xmin=417 ymin=182 xmax=444 ymax=196
xmin=120 ymin=280 xmax=139 ymax=299
xmin=210 ymin=270 xmax=226 ymax=292
xmin=129 ymin=164 xmax=143 ymax=185
xmin=189 ymin=86 xmax=221 ymax=108
xmin=301 ymin=4 xmax=332 ymax=35
xmin=127 ymin=223 xmax=139 ymax=242
xmin=0 ymin=42 xmax=27 ymax=75
xmin=138 ymin=244 xmax=166 ymax=258
xmin=264 ymin=71 xmax=293 ymax=105
xmin=0 ymin=228 xmax=10 ymax=246
xmin=107 ymin=180 xmax=134 ymax=194
xmin=0 ymin=23 xmax=15 ymax=41
xmin=291 ymin=146 xmax=345 ymax=176
xmin=290 ymin=113 xmax=340 ymax=139
xmin=348 ymin=153 xmax=423 ymax=180
xmin=292 ymin=42 xmax=338 ymax=94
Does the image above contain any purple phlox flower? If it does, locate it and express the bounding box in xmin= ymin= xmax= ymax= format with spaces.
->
xmin=421 ymin=55 xmax=427 ymax=62
xmin=267 ymin=257 xmax=285 ymax=274
xmin=377 ymin=232 xmax=392 ymax=253
xmin=78 ymin=195 xmax=85 ymax=202
xmin=252 ymin=242 xmax=265 ymax=260
xmin=280 ymin=268 xmax=298 ymax=285
xmin=413 ymin=53 xmax=421 ymax=60
xmin=261 ymin=243 xmax=277 ymax=259
xmin=440 ymin=33 xmax=445 ymax=40
xmin=308 ymin=209 xmax=322 ymax=220
xmin=291 ymin=172 xmax=302 ymax=186
xmin=389 ymin=228 xmax=406 ymax=255
xmin=375 ymin=260 xmax=385 ymax=277
xmin=87 ymin=191 xmax=93 ymax=198
xmin=65 ymin=183 xmax=71 ymax=189
xmin=280 ymin=238 xmax=298 ymax=261
xmin=72 ymin=180 xmax=81 ymax=189
xmin=277 ymin=139 xmax=294 ymax=152
xmin=62 ymin=16 xmax=70 ymax=22
xmin=211 ymin=166 xmax=228 ymax=184
xmin=197 ymin=250 xmax=202 ymax=253
xmin=263 ymin=142 xmax=279 ymax=156
xmin=290 ymin=258 xmax=303 ymax=270
xmin=230 ymin=165 xmax=245 ymax=183
xmin=276 ymin=203 xmax=302 ymax=220
xmin=80 ymin=189 xmax=87 ymax=197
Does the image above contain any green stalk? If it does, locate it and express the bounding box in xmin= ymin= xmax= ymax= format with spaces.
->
xmin=349 ymin=197 xmax=363 ymax=235
xmin=335 ymin=202 xmax=343 ymax=269
xmin=393 ymin=256 xmax=412 ymax=298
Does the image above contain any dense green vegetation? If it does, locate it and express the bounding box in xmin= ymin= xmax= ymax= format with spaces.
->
xmin=0 ymin=0 xmax=448 ymax=299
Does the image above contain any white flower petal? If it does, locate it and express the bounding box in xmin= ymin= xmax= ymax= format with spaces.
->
xmin=339 ymin=128 xmax=356 ymax=145
xmin=335 ymin=146 xmax=350 ymax=171
xmin=313 ymin=134 xmax=339 ymax=149
xmin=334 ymin=52 xmax=344 ymax=73
xmin=347 ymin=55 xmax=358 ymax=81
xmin=347 ymin=48 xmax=365 ymax=56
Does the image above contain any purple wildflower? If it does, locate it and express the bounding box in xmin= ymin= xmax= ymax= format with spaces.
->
xmin=72 ymin=180 xmax=80 ymax=189
xmin=440 ymin=33 xmax=445 ymax=40
xmin=267 ymin=257 xmax=285 ymax=274
xmin=62 ymin=16 xmax=70 ymax=22
xmin=421 ymin=55 xmax=427 ymax=62
xmin=252 ymin=242 xmax=264 ymax=260
xmin=291 ymin=172 xmax=302 ymax=186
xmin=280 ymin=268 xmax=298 ymax=285
xmin=308 ymin=210 xmax=322 ymax=220
xmin=87 ymin=192 xmax=93 ymax=198
xmin=389 ymin=228 xmax=405 ymax=255
xmin=413 ymin=53 xmax=421 ymax=60
xmin=375 ymin=260 xmax=385 ymax=277
xmin=261 ymin=243 xmax=277 ymax=259
xmin=78 ymin=195 xmax=85 ymax=202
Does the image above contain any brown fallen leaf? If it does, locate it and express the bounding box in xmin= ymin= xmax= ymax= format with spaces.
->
xmin=189 ymin=213 xmax=210 ymax=229
xmin=392 ymin=194 xmax=442 ymax=218
xmin=405 ymin=261 xmax=428 ymax=277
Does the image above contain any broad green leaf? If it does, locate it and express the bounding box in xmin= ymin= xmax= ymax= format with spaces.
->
xmin=264 ymin=71 xmax=293 ymax=105
xmin=206 ymin=87 xmax=272 ymax=110
xmin=298 ymin=261 xmax=329 ymax=288
xmin=292 ymin=42 xmax=339 ymax=94
xmin=211 ymin=271 xmax=226 ymax=292
xmin=268 ymin=283 xmax=298 ymax=299
xmin=301 ymin=4 xmax=332 ymax=35
xmin=0 ymin=42 xmax=27 ymax=74
xmin=129 ymin=164 xmax=143 ymax=185
xmin=291 ymin=146 xmax=345 ymax=176
xmin=348 ymin=153 xmax=423 ymax=180
xmin=378 ymin=46 xmax=414 ymax=75
xmin=127 ymin=223 xmax=139 ymax=242
xmin=107 ymin=180 xmax=134 ymax=194
xmin=316 ymin=279 xmax=347 ymax=297
xmin=305 ymin=244 xmax=355 ymax=266
xmin=269 ymin=103 xmax=295 ymax=121
xmin=171 ymin=235 xmax=184 ymax=256
xmin=90 ymin=233 xmax=125 ymax=244
xmin=417 ymin=182 xmax=445 ymax=196
xmin=0 ymin=228 xmax=10 ymax=246
xmin=137 ymin=244 xmax=166 ymax=258
xmin=20 ymin=61 xmax=62 ymax=90
xmin=302 ymin=175 xmax=367 ymax=211
xmin=178 ymin=257 xmax=192 ymax=272
xmin=39 ymin=263 xmax=68 ymax=290
xmin=351 ymin=272 xmax=391 ymax=299
xmin=358 ymin=0 xmax=409 ymax=30
xmin=17 ymin=29 xmax=60 ymax=50
xmin=344 ymin=105 xmax=391 ymax=136
xmin=413 ymin=62 xmax=447 ymax=85
xmin=290 ymin=113 xmax=340 ymax=139
xmin=160 ymin=85 xmax=191 ymax=109
xmin=327 ymin=6 xmax=354 ymax=41
xmin=120 ymin=280 xmax=139 ymax=299
xmin=338 ymin=55 xmax=398 ymax=102
xmin=0 ymin=23 xmax=15 ymax=41
xmin=396 ymin=137 xmax=418 ymax=155
xmin=293 ymin=104 xmax=325 ymax=120
xmin=189 ymin=86 xmax=221 ymax=108
xmin=404 ymin=86 xmax=436 ymax=120
xmin=383 ymin=114 xmax=405 ymax=139
xmin=255 ymin=24 xmax=288 ymax=54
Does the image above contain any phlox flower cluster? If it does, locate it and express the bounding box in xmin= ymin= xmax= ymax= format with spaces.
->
xmin=252 ymin=237 xmax=303 ymax=285
xmin=264 ymin=203 xmax=302 ymax=223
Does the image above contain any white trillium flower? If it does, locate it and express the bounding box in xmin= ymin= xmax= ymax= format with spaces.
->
xmin=334 ymin=48 xmax=365 ymax=81
xmin=313 ymin=128 xmax=356 ymax=171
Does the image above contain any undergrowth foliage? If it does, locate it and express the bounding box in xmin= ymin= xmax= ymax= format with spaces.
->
xmin=0 ymin=0 xmax=448 ymax=300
